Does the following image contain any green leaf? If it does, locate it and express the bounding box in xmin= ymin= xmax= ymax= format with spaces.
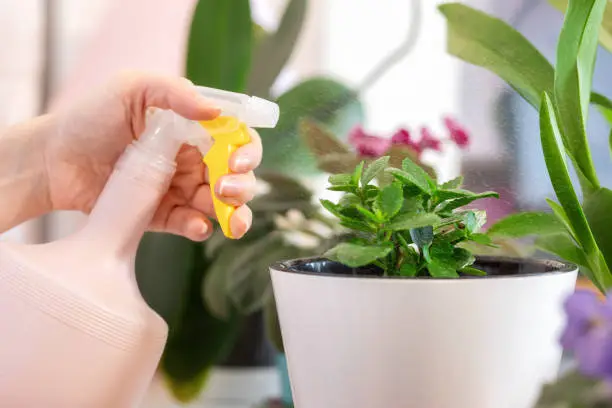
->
xmin=548 ymin=0 xmax=612 ymax=53
xmin=339 ymin=193 xmax=361 ymax=207
xmin=320 ymin=199 xmax=343 ymax=218
xmin=440 ymin=176 xmax=464 ymax=190
xmin=534 ymin=368 xmax=602 ymax=407
xmin=436 ymin=189 xmax=476 ymax=201
xmin=410 ymin=226 xmax=434 ymax=249
xmin=135 ymin=233 xmax=197 ymax=334
xmin=203 ymin=245 xmax=239 ymax=319
xmin=161 ymin=248 xmax=241 ymax=402
xmin=546 ymin=198 xmax=579 ymax=242
xmin=437 ymin=191 xmax=499 ymax=213
xmin=399 ymin=263 xmax=418 ymax=277
xmin=329 ymin=173 xmax=353 ymax=186
xmin=362 ymin=156 xmax=390 ymax=186
xmin=259 ymin=78 xmax=364 ymax=175
xmin=385 ymin=168 xmax=431 ymax=194
xmin=339 ymin=219 xmax=375 ymax=232
xmin=327 ymin=185 xmax=356 ymax=193
xmin=535 ymin=233 xmax=588 ymax=268
xmin=553 ymin=0 xmax=606 ymax=193
xmin=460 ymin=266 xmax=487 ymax=276
xmin=402 ymin=157 xmax=435 ymax=192
xmin=247 ymin=0 xmax=307 ymax=97
xmin=428 ymin=242 xmax=461 ymax=277
xmin=375 ymin=183 xmax=403 ymax=220
xmin=352 ymin=161 xmax=365 ymax=186
xmin=386 ymin=213 xmax=441 ymax=231
xmin=540 ymin=92 xmax=611 ymax=289
xmin=453 ymin=247 xmax=476 ymax=269
xmin=324 ymin=243 xmax=392 ymax=268
xmin=355 ymin=205 xmax=380 ymax=223
xmin=186 ymin=0 xmax=252 ymax=92
xmin=583 ymin=187 xmax=612 ymax=272
xmin=487 ymin=211 xmax=566 ymax=238
xmin=428 ymin=260 xmax=459 ymax=278
xmin=591 ymin=92 xmax=612 ymax=126
xmin=470 ymin=233 xmax=495 ymax=246
xmin=439 ymin=2 xmax=554 ymax=109
xmin=463 ymin=210 xmax=487 ymax=234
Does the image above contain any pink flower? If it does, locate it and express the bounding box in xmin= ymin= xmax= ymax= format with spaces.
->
xmin=443 ymin=116 xmax=470 ymax=148
xmin=391 ymin=128 xmax=421 ymax=153
xmin=348 ymin=125 xmax=391 ymax=158
xmin=419 ymin=127 xmax=442 ymax=152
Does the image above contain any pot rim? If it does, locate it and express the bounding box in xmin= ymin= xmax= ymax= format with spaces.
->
xmin=270 ymin=255 xmax=578 ymax=281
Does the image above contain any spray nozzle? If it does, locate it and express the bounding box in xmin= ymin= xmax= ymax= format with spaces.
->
xmin=136 ymin=87 xmax=279 ymax=240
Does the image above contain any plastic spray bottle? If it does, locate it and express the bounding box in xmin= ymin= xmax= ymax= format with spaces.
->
xmin=0 ymin=86 xmax=279 ymax=407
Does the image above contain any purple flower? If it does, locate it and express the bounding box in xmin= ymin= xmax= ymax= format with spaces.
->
xmin=561 ymin=290 xmax=612 ymax=380
xmin=419 ymin=127 xmax=442 ymax=152
xmin=443 ymin=116 xmax=470 ymax=148
xmin=348 ymin=125 xmax=391 ymax=158
xmin=391 ymin=128 xmax=421 ymax=153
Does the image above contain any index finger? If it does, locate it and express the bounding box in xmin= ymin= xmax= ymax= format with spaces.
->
xmin=230 ymin=128 xmax=263 ymax=173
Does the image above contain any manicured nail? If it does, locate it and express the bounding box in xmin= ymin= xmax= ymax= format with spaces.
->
xmin=231 ymin=206 xmax=252 ymax=238
xmin=217 ymin=177 xmax=241 ymax=197
xmin=233 ymin=156 xmax=254 ymax=172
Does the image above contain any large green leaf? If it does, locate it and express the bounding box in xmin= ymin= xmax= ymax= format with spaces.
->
xmin=548 ymin=0 xmax=612 ymax=52
xmin=540 ymin=92 xmax=610 ymax=290
xmin=159 ymin=243 xmax=242 ymax=403
xmin=486 ymin=212 xmax=566 ymax=238
xmin=553 ymin=0 xmax=606 ymax=193
xmin=186 ymin=0 xmax=252 ymax=91
xmin=535 ymin=233 xmax=588 ymax=268
xmin=135 ymin=233 xmax=196 ymax=338
xmin=439 ymin=3 xmax=554 ymax=109
xmin=247 ymin=0 xmax=308 ymax=98
xmin=258 ymin=78 xmax=364 ymax=175
xmin=583 ymin=187 xmax=612 ymax=272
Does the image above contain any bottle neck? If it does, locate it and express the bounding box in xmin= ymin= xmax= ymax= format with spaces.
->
xmin=78 ymin=144 xmax=176 ymax=259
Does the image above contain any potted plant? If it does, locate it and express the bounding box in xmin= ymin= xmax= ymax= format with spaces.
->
xmin=269 ymin=155 xmax=578 ymax=408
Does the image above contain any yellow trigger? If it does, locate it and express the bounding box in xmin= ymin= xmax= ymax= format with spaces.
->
xmin=199 ymin=116 xmax=251 ymax=239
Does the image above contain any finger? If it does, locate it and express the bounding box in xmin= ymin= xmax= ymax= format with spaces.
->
xmin=230 ymin=205 xmax=253 ymax=239
xmin=230 ymin=128 xmax=263 ymax=172
xmin=164 ymin=206 xmax=213 ymax=241
xmin=119 ymin=72 xmax=221 ymax=121
xmin=216 ymin=172 xmax=257 ymax=206
xmin=190 ymin=184 xmax=216 ymax=218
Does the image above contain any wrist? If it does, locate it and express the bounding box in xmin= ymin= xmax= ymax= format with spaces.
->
xmin=0 ymin=114 xmax=54 ymax=233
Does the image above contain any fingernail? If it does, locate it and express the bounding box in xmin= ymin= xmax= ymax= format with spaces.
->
xmin=188 ymin=218 xmax=208 ymax=237
xmin=231 ymin=206 xmax=252 ymax=238
xmin=217 ymin=178 xmax=241 ymax=196
xmin=181 ymin=77 xmax=195 ymax=87
xmin=233 ymin=156 xmax=254 ymax=172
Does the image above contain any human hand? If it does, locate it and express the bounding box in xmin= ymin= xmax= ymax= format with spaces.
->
xmin=45 ymin=72 xmax=261 ymax=240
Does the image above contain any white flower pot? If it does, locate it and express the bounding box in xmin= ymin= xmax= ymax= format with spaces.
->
xmin=270 ymin=256 xmax=577 ymax=408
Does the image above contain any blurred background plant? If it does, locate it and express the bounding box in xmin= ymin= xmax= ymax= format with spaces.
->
xmin=439 ymin=0 xmax=612 ymax=405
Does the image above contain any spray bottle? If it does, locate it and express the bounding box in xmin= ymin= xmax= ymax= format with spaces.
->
xmin=0 ymin=86 xmax=278 ymax=407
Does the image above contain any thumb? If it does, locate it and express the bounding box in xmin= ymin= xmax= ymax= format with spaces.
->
xmin=118 ymin=71 xmax=221 ymax=121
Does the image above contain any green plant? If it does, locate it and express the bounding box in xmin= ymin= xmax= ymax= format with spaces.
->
xmin=439 ymin=0 xmax=612 ymax=292
xmin=319 ymin=156 xmax=498 ymax=277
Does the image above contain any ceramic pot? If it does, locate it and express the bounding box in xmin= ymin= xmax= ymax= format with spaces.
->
xmin=270 ymin=256 xmax=577 ymax=408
